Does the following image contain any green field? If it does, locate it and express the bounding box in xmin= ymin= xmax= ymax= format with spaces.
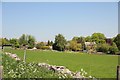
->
xmin=4 ymin=48 xmax=118 ymax=78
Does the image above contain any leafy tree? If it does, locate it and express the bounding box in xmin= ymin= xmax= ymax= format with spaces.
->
xmin=2 ymin=38 xmax=10 ymax=45
xmin=19 ymin=34 xmax=28 ymax=46
xmin=19 ymin=34 xmax=36 ymax=49
xmin=91 ymin=33 xmax=106 ymax=44
xmin=53 ymin=34 xmax=67 ymax=51
xmin=50 ymin=41 xmax=53 ymax=46
xmin=36 ymin=42 xmax=45 ymax=49
xmin=108 ymin=42 xmax=119 ymax=54
xmin=69 ymin=40 xmax=82 ymax=51
xmin=72 ymin=36 xmax=85 ymax=50
xmin=72 ymin=37 xmax=79 ymax=42
xmin=47 ymin=40 xmax=51 ymax=46
xmin=9 ymin=38 xmax=19 ymax=48
xmin=96 ymin=43 xmax=110 ymax=53
xmin=85 ymin=36 xmax=91 ymax=42
xmin=47 ymin=40 xmax=53 ymax=46
xmin=72 ymin=36 xmax=85 ymax=43
xmin=112 ymin=37 xmax=115 ymax=42
xmin=69 ymin=40 xmax=77 ymax=51
xmin=114 ymin=34 xmax=120 ymax=51
xmin=28 ymin=35 xmax=35 ymax=49
xmin=79 ymin=37 xmax=85 ymax=50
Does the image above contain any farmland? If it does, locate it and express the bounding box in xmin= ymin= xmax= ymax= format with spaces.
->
xmin=4 ymin=48 xmax=118 ymax=78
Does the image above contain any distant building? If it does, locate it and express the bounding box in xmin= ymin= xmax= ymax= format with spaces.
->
xmin=85 ymin=42 xmax=96 ymax=47
xmin=85 ymin=42 xmax=96 ymax=53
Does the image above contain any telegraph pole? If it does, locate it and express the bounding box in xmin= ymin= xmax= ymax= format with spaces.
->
xmin=23 ymin=45 xmax=28 ymax=63
xmin=117 ymin=65 xmax=120 ymax=80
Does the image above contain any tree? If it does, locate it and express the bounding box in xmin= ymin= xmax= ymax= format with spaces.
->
xmin=36 ymin=42 xmax=45 ymax=49
xmin=19 ymin=34 xmax=36 ymax=49
xmin=114 ymin=34 xmax=120 ymax=51
xmin=53 ymin=34 xmax=67 ymax=51
xmin=47 ymin=40 xmax=51 ymax=46
xmin=2 ymin=38 xmax=10 ymax=45
xmin=85 ymin=36 xmax=91 ymax=42
xmin=19 ymin=34 xmax=28 ymax=46
xmin=69 ymin=40 xmax=77 ymax=51
xmin=9 ymin=38 xmax=19 ymax=48
xmin=72 ymin=36 xmax=85 ymax=43
xmin=50 ymin=41 xmax=53 ymax=46
xmin=91 ymin=33 xmax=106 ymax=44
xmin=79 ymin=37 xmax=85 ymax=50
xmin=47 ymin=40 xmax=53 ymax=46
xmin=69 ymin=40 xmax=82 ymax=51
xmin=72 ymin=36 xmax=85 ymax=50
xmin=28 ymin=35 xmax=35 ymax=49
xmin=96 ymin=43 xmax=110 ymax=53
xmin=72 ymin=37 xmax=79 ymax=42
xmin=108 ymin=42 xmax=119 ymax=54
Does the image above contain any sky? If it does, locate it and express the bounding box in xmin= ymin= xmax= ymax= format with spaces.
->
xmin=1 ymin=0 xmax=120 ymax=2
xmin=0 ymin=2 xmax=2 ymax=38
xmin=2 ymin=2 xmax=118 ymax=42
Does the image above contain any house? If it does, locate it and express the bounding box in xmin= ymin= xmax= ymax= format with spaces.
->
xmin=84 ymin=42 xmax=96 ymax=53
xmin=85 ymin=42 xmax=96 ymax=47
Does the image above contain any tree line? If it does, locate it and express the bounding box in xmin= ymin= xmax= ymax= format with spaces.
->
xmin=0 ymin=33 xmax=120 ymax=54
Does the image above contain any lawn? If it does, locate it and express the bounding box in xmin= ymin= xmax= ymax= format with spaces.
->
xmin=4 ymin=48 xmax=118 ymax=78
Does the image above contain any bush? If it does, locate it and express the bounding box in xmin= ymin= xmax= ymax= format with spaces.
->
xmin=96 ymin=43 xmax=110 ymax=53
xmin=108 ymin=46 xmax=116 ymax=54
xmin=36 ymin=42 xmax=45 ymax=49
xmin=108 ymin=42 xmax=119 ymax=54
xmin=66 ymin=40 xmax=82 ymax=51
xmin=36 ymin=42 xmax=51 ymax=50
xmin=96 ymin=43 xmax=119 ymax=54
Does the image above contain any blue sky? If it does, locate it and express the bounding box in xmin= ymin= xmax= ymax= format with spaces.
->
xmin=0 ymin=2 xmax=2 ymax=38
xmin=2 ymin=2 xmax=118 ymax=42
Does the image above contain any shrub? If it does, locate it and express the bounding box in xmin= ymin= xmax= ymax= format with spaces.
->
xmin=108 ymin=42 xmax=119 ymax=54
xmin=36 ymin=42 xmax=45 ymax=49
xmin=96 ymin=43 xmax=110 ymax=53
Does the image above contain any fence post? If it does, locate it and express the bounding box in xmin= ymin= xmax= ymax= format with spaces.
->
xmin=117 ymin=65 xmax=120 ymax=80
xmin=0 ymin=66 xmax=3 ymax=79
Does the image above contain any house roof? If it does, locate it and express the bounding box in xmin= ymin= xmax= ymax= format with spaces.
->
xmin=85 ymin=42 xmax=96 ymax=46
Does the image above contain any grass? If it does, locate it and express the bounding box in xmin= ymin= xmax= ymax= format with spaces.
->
xmin=4 ymin=48 xmax=118 ymax=78
xmin=3 ymin=51 xmax=70 ymax=78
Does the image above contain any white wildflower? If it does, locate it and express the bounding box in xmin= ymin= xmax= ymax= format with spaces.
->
xmin=81 ymin=73 xmax=84 ymax=76
xmin=89 ymin=75 xmax=92 ymax=78
xmin=85 ymin=72 xmax=87 ymax=74
xmin=81 ymin=69 xmax=83 ymax=71
xmin=59 ymin=76 xmax=61 ymax=79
